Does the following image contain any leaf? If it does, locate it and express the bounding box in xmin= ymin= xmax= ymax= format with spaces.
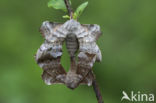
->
xmin=62 ymin=15 xmax=70 ymax=19
xmin=48 ymin=0 xmax=67 ymax=12
xmin=69 ymin=0 xmax=72 ymax=5
xmin=74 ymin=1 xmax=88 ymax=19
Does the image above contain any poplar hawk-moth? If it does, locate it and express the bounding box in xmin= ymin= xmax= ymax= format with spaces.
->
xmin=35 ymin=19 xmax=102 ymax=89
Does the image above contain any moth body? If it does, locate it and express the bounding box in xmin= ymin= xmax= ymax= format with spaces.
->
xmin=65 ymin=33 xmax=79 ymax=57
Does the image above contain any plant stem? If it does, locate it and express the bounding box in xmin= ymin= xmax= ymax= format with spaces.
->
xmin=64 ymin=1 xmax=103 ymax=102
xmin=92 ymin=79 xmax=104 ymax=103
xmin=64 ymin=0 xmax=73 ymax=19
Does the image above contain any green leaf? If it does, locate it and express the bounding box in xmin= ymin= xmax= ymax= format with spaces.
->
xmin=69 ymin=0 xmax=72 ymax=5
xmin=62 ymin=15 xmax=70 ymax=19
xmin=48 ymin=0 xmax=67 ymax=12
xmin=74 ymin=1 xmax=88 ymax=19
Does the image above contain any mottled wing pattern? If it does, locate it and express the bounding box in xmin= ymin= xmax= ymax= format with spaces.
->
xmin=77 ymin=52 xmax=96 ymax=86
xmin=76 ymin=24 xmax=102 ymax=86
xmin=79 ymin=24 xmax=102 ymax=62
xmin=35 ymin=21 xmax=66 ymax=85
xmin=35 ymin=20 xmax=102 ymax=88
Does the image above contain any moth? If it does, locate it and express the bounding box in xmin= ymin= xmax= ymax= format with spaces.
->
xmin=35 ymin=19 xmax=102 ymax=89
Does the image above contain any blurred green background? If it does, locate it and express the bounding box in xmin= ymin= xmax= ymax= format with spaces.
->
xmin=0 ymin=0 xmax=156 ymax=103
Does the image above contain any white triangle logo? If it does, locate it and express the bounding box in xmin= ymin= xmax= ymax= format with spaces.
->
xmin=121 ymin=91 xmax=131 ymax=101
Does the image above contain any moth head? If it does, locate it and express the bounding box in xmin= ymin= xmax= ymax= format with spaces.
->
xmin=65 ymin=71 xmax=82 ymax=89
xmin=63 ymin=19 xmax=81 ymax=32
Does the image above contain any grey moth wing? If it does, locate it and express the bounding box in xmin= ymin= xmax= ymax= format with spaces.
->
xmin=35 ymin=21 xmax=67 ymax=85
xmin=76 ymin=24 xmax=102 ymax=86
xmin=77 ymin=52 xmax=96 ymax=86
